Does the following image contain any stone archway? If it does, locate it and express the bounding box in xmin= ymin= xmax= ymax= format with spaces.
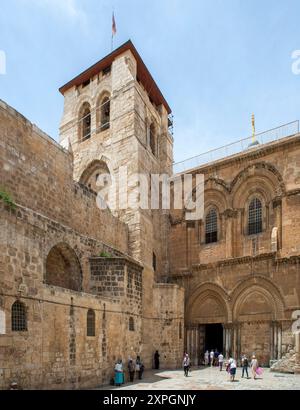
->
xmin=79 ymin=159 xmax=111 ymax=194
xmin=45 ymin=243 xmax=82 ymax=292
xmin=186 ymin=283 xmax=230 ymax=365
xmin=231 ymin=277 xmax=285 ymax=365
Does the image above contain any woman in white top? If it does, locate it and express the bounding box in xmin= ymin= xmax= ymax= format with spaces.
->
xmin=228 ymin=357 xmax=237 ymax=382
xmin=114 ymin=359 xmax=124 ymax=386
xmin=251 ymin=355 xmax=258 ymax=379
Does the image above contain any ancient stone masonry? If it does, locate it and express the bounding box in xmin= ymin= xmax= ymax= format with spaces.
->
xmin=1 ymin=39 xmax=300 ymax=389
xmin=0 ymin=41 xmax=183 ymax=390
xmin=169 ymin=135 xmax=300 ymax=369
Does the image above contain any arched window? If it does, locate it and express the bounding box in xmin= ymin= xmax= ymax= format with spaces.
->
xmin=205 ymin=208 xmax=218 ymax=244
xmin=87 ymin=309 xmax=95 ymax=337
xmin=150 ymin=123 xmax=157 ymax=156
xmin=79 ymin=103 xmax=91 ymax=142
xmin=129 ymin=317 xmax=135 ymax=332
xmin=11 ymin=301 xmax=27 ymax=332
xmin=100 ymin=97 xmax=110 ymax=131
xmin=248 ymin=197 xmax=263 ymax=235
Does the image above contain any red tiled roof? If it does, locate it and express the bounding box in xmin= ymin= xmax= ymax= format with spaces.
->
xmin=59 ymin=40 xmax=171 ymax=114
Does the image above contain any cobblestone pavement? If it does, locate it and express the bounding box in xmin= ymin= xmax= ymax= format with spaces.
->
xmin=108 ymin=367 xmax=300 ymax=390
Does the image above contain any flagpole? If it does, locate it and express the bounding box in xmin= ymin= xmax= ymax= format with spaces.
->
xmin=111 ymin=10 xmax=116 ymax=52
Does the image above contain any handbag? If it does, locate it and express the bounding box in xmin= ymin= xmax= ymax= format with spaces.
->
xmin=256 ymin=367 xmax=263 ymax=376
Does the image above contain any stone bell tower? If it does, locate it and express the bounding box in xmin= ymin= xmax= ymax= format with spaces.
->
xmin=59 ymin=40 xmax=174 ymax=278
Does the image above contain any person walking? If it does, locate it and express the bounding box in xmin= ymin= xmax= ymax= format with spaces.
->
xmin=218 ymin=352 xmax=224 ymax=371
xmin=183 ymin=353 xmax=190 ymax=377
xmin=228 ymin=357 xmax=237 ymax=382
xmin=128 ymin=358 xmax=135 ymax=382
xmin=210 ymin=350 xmax=214 ymax=367
xmin=154 ymin=350 xmax=160 ymax=370
xmin=114 ymin=359 xmax=124 ymax=387
xmin=204 ymin=350 xmax=209 ymax=366
xmin=214 ymin=349 xmax=219 ymax=367
xmin=135 ymin=355 xmax=145 ymax=380
xmin=251 ymin=355 xmax=258 ymax=380
xmin=241 ymin=354 xmax=249 ymax=379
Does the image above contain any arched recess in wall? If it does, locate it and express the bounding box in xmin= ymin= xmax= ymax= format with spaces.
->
xmin=45 ymin=243 xmax=83 ymax=292
xmin=231 ymin=163 xmax=285 ymax=208
xmin=186 ymin=283 xmax=231 ymax=324
xmin=231 ymin=276 xmax=285 ymax=322
xmin=79 ymin=159 xmax=112 ymax=199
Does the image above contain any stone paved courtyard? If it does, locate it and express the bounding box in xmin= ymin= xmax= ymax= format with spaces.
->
xmin=104 ymin=367 xmax=300 ymax=390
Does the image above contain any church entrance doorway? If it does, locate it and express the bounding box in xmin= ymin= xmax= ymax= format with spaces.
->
xmin=205 ymin=323 xmax=223 ymax=354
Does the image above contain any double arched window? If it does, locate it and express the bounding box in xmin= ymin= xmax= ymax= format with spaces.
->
xmin=11 ymin=301 xmax=27 ymax=332
xmin=248 ymin=197 xmax=263 ymax=235
xmin=205 ymin=208 xmax=218 ymax=244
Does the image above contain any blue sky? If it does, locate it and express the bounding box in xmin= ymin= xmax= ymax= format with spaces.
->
xmin=0 ymin=0 xmax=300 ymax=162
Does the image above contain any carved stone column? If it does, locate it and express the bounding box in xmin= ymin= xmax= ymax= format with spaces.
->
xmin=273 ymin=322 xmax=278 ymax=359
xmin=270 ymin=321 xmax=275 ymax=360
xmin=224 ymin=324 xmax=233 ymax=358
xmin=277 ymin=322 xmax=282 ymax=359
xmin=272 ymin=198 xmax=282 ymax=250
xmin=232 ymin=322 xmax=241 ymax=361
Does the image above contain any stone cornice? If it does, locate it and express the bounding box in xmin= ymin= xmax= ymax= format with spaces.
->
xmin=191 ymin=252 xmax=300 ymax=271
xmin=286 ymin=188 xmax=300 ymax=197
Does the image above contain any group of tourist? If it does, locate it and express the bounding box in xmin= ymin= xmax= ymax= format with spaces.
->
xmin=204 ymin=349 xmax=223 ymax=367
xmin=225 ymin=354 xmax=261 ymax=381
xmin=114 ymin=350 xmax=161 ymax=386
xmin=114 ymin=350 xmax=262 ymax=386
xmin=183 ymin=351 xmax=262 ymax=382
xmin=114 ymin=356 xmax=145 ymax=386
xmin=202 ymin=350 xmax=262 ymax=381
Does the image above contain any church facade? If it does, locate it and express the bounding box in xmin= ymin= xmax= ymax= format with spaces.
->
xmin=0 ymin=40 xmax=299 ymax=389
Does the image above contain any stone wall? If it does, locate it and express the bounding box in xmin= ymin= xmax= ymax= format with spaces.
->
xmin=0 ymin=99 xmax=128 ymax=252
xmin=0 ymin=94 xmax=184 ymax=389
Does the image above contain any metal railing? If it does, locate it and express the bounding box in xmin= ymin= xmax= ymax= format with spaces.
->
xmin=173 ymin=120 xmax=299 ymax=174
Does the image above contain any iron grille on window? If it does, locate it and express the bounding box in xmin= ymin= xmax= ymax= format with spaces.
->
xmin=87 ymin=309 xmax=95 ymax=337
xmin=11 ymin=301 xmax=27 ymax=331
xmin=248 ymin=198 xmax=263 ymax=235
xmin=205 ymin=209 xmax=218 ymax=244
xmin=129 ymin=317 xmax=135 ymax=332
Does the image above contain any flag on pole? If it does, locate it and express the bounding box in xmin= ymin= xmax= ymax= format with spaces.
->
xmin=112 ymin=12 xmax=117 ymax=36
